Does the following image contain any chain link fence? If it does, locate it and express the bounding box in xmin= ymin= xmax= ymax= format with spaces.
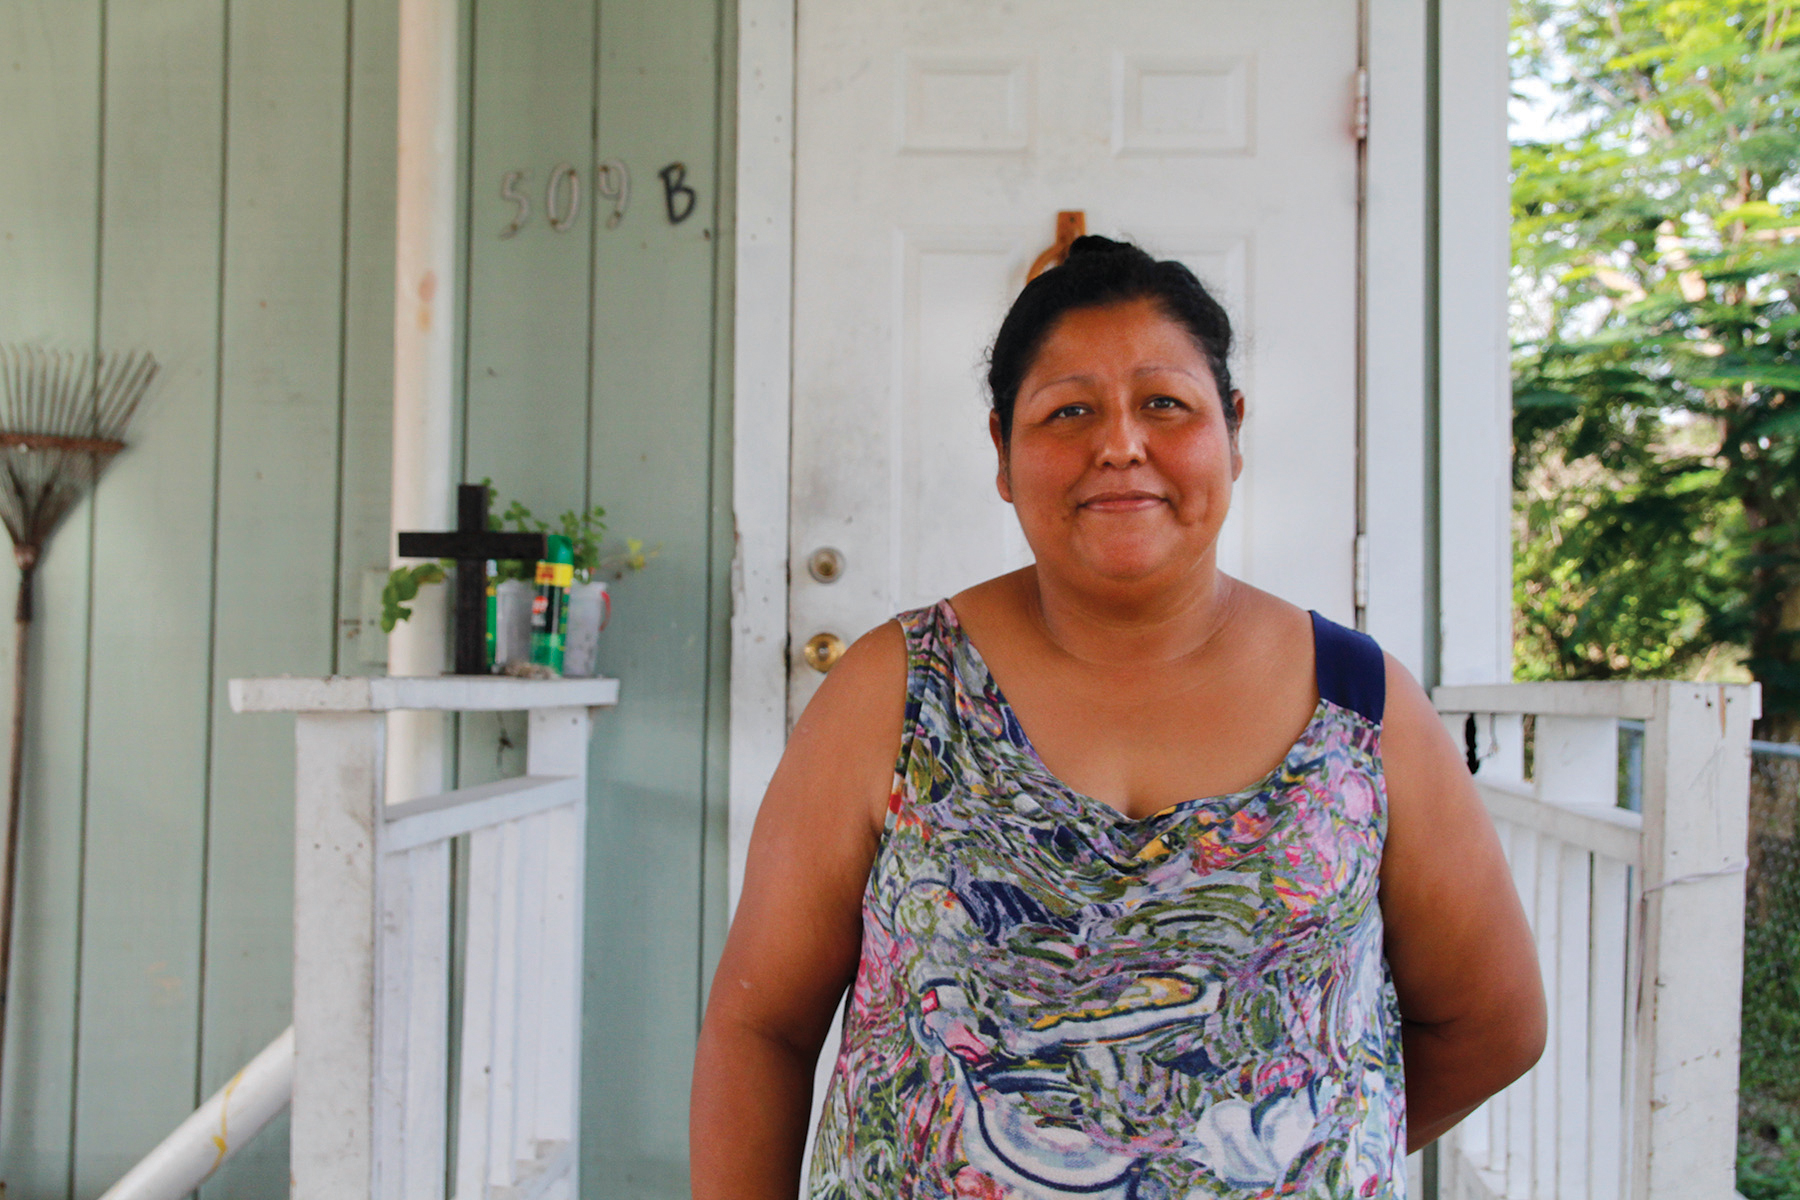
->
xmin=1741 ymin=745 xmax=1800 ymax=1199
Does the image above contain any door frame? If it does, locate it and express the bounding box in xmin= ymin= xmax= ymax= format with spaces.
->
xmin=727 ymin=0 xmax=1509 ymax=907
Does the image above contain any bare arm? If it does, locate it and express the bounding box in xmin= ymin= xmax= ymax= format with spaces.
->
xmin=690 ymin=622 xmax=907 ymax=1199
xmin=1378 ymin=655 xmax=1547 ymax=1152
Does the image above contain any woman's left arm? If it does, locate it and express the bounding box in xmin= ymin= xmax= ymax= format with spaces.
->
xmin=1378 ymin=654 xmax=1547 ymax=1152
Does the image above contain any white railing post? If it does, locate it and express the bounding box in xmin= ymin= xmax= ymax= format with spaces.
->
xmin=454 ymin=704 xmax=589 ymax=1199
xmin=1630 ymin=685 xmax=1755 ymax=1200
xmin=527 ymin=706 xmax=588 ymax=1193
xmin=291 ymin=711 xmax=387 ymax=1199
xmin=230 ymin=675 xmax=615 ymax=1200
xmin=374 ymin=834 xmax=451 ymax=1200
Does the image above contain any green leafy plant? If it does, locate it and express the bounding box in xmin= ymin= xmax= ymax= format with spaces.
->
xmin=381 ymin=482 xmax=657 ymax=630
xmin=1740 ymin=1124 xmax=1800 ymax=1200
xmin=482 ymin=482 xmax=657 ymax=582
xmin=380 ymin=562 xmax=445 ymax=633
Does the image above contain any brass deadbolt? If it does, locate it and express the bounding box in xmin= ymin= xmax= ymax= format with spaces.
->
xmin=808 ymin=546 xmax=845 ymax=583
xmin=803 ymin=632 xmax=847 ymax=673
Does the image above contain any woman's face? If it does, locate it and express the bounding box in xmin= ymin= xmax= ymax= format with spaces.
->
xmin=993 ymin=297 xmax=1243 ymax=590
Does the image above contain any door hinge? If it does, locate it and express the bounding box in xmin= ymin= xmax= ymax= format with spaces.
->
xmin=1352 ymin=68 xmax=1370 ymax=142
xmin=1353 ymin=533 xmax=1370 ymax=610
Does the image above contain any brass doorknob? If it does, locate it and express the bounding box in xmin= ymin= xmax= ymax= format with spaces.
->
xmin=803 ymin=632 xmax=846 ymax=673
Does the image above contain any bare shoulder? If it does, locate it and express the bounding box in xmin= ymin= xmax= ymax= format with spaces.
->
xmin=1376 ymin=652 xmax=1466 ymax=808
xmin=781 ymin=619 xmax=910 ymax=839
xmin=791 ymin=618 xmax=908 ymax=749
xmin=1200 ymin=578 xmax=1314 ymax=683
xmin=1217 ymin=578 xmax=1312 ymax=642
xmin=947 ymin=569 xmax=1034 ymax=632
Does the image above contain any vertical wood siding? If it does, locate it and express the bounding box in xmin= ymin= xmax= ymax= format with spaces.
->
xmin=582 ymin=0 xmax=730 ymax=1189
xmin=0 ymin=1 xmax=732 ymax=1196
xmin=0 ymin=7 xmax=102 ymax=1197
xmin=75 ymin=0 xmax=228 ymax=1193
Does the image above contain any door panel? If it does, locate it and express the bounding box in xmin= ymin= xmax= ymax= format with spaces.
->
xmin=790 ymin=0 xmax=1361 ymax=719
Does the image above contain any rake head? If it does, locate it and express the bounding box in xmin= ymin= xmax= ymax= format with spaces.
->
xmin=0 ymin=344 xmax=155 ymax=561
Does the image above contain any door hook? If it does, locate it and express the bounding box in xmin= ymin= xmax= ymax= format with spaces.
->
xmin=1027 ymin=210 xmax=1087 ymax=282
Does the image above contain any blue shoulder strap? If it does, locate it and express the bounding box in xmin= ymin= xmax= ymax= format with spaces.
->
xmin=1309 ymin=610 xmax=1386 ymax=724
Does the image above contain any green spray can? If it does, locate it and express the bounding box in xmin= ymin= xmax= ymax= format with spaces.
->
xmin=529 ymin=534 xmax=574 ymax=673
xmin=483 ymin=559 xmax=498 ymax=671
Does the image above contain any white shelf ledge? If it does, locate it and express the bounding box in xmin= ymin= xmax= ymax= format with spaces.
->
xmin=228 ymin=674 xmax=620 ymax=714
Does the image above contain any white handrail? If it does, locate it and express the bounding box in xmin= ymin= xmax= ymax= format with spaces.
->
xmin=100 ymin=679 xmax=615 ymax=1200
xmin=97 ymin=1027 xmax=294 ymax=1200
xmin=1435 ymin=681 xmax=1758 ymax=1200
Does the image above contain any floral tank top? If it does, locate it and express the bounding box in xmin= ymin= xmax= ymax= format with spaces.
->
xmin=808 ymin=602 xmax=1406 ymax=1200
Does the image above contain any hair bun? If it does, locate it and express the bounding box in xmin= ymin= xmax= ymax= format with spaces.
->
xmin=1064 ymin=234 xmax=1136 ymax=260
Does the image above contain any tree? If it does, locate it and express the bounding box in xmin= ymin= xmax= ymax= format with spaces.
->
xmin=1511 ymin=0 xmax=1800 ymax=733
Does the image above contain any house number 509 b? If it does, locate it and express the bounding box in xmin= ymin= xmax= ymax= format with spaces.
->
xmin=497 ymin=159 xmax=694 ymax=238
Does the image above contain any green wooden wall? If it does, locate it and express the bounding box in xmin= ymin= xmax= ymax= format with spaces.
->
xmin=0 ymin=1 xmax=732 ymax=1196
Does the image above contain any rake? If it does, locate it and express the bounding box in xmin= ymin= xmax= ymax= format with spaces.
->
xmin=0 ymin=343 xmax=153 ymax=1125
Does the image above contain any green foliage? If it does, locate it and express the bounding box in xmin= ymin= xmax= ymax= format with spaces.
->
xmin=487 ymin=494 xmax=612 ymax=581
xmin=1740 ymin=1125 xmax=1800 ymax=1200
xmin=1742 ymin=811 xmax=1800 ymax=1196
xmin=480 ymin=480 xmax=658 ymax=582
xmin=1510 ymin=0 xmax=1800 ymax=714
xmin=380 ymin=562 xmax=445 ymax=633
xmin=1513 ymin=440 xmax=1744 ymax=678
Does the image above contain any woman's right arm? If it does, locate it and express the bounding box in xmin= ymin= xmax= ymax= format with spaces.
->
xmin=690 ymin=621 xmax=907 ymax=1199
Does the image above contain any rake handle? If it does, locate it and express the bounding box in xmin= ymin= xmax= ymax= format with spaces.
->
xmin=0 ymin=548 xmax=35 ymax=1134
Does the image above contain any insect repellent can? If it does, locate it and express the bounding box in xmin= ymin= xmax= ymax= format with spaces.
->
xmin=484 ymin=559 xmax=498 ymax=670
xmin=529 ymin=535 xmax=575 ymax=673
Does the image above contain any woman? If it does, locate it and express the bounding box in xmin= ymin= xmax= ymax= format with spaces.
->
xmin=692 ymin=237 xmax=1545 ymax=1199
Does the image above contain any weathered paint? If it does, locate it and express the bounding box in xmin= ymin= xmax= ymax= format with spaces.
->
xmin=582 ymin=0 xmax=731 ymax=1188
xmin=0 ymin=4 xmax=102 ymax=1196
xmin=73 ymin=0 xmax=228 ymax=1193
xmin=0 ymin=1 xmax=732 ymax=1197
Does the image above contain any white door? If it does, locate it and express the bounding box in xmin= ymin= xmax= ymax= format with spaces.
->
xmin=788 ymin=2 xmax=1362 ymax=717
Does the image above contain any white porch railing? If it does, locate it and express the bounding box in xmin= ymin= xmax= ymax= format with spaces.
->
xmin=228 ymin=675 xmax=618 ymax=1200
xmin=1432 ymin=682 xmax=1758 ymax=1200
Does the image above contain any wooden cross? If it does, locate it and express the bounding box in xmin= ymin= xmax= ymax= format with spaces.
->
xmin=397 ymin=483 xmax=547 ymax=675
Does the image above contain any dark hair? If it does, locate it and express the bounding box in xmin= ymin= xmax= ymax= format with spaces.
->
xmin=986 ymin=236 xmax=1237 ymax=443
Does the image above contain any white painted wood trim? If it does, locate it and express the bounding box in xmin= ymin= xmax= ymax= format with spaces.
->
xmin=374 ymin=841 xmax=450 ymax=1200
xmin=728 ymin=0 xmax=797 ymax=913
xmin=1437 ymin=681 xmax=1757 ymax=1200
xmin=381 ymin=774 xmax=582 ymax=851
xmin=387 ymin=0 xmax=463 ymax=805
xmin=1362 ymin=0 xmax=1429 ymax=677
xmin=454 ymin=824 xmax=502 ymax=1200
xmin=1442 ymin=1147 xmax=1507 ymax=1200
xmin=510 ymin=820 xmax=549 ymax=1174
xmin=524 ymin=706 xmax=587 ymax=1200
xmin=1434 ymin=682 xmax=1661 ymax=720
xmin=291 ymin=712 xmax=386 ymax=1199
xmin=1590 ymin=855 xmax=1632 ymax=1200
xmin=1476 ymin=780 xmax=1643 ymax=864
xmin=1631 ymin=684 xmax=1754 ymax=1200
xmin=229 ymin=674 xmax=618 ymax=714
xmin=502 ymin=1140 xmax=576 ymax=1200
xmin=1535 ymin=715 xmax=1620 ymax=808
xmin=283 ymin=699 xmax=594 ymax=1200
xmin=1435 ymin=0 xmax=1513 ymax=686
